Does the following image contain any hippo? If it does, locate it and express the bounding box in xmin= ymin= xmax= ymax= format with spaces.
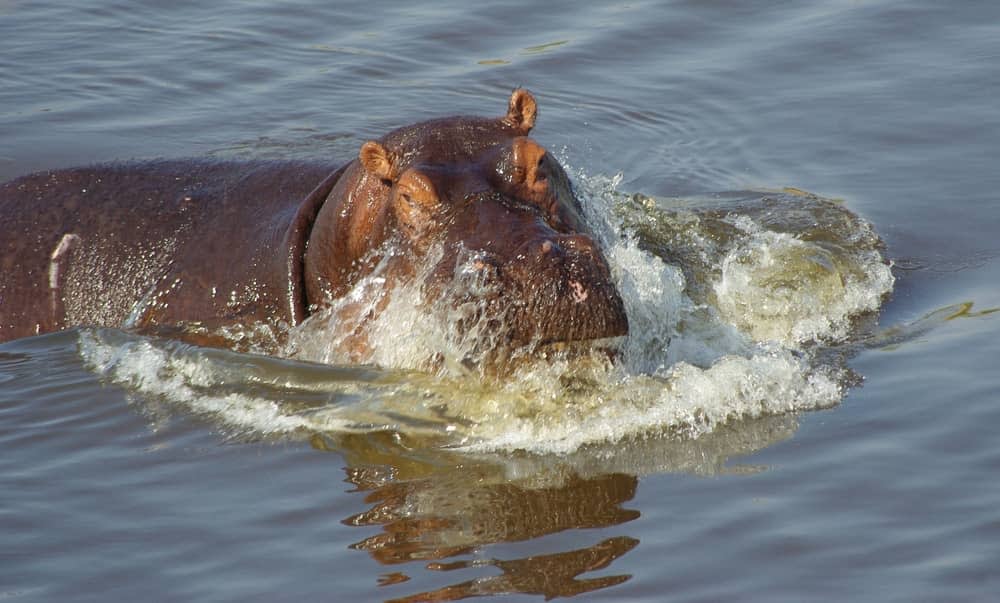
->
xmin=0 ymin=89 xmax=628 ymax=367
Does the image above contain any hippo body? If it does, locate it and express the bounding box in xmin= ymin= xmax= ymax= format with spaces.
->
xmin=1 ymin=160 xmax=339 ymax=341
xmin=0 ymin=90 xmax=628 ymax=361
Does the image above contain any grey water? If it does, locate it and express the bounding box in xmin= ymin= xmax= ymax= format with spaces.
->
xmin=2 ymin=1 xmax=1000 ymax=601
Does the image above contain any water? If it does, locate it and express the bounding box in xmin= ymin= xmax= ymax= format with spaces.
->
xmin=2 ymin=1 xmax=999 ymax=601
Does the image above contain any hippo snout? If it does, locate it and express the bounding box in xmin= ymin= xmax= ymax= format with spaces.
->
xmin=462 ymin=232 xmax=628 ymax=347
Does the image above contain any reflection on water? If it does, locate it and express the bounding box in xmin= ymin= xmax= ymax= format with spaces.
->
xmin=327 ymin=439 xmax=641 ymax=599
xmin=305 ymin=412 xmax=796 ymax=600
xmin=388 ymin=537 xmax=638 ymax=602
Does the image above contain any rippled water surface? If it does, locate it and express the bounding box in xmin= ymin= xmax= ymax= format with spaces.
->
xmin=2 ymin=1 xmax=999 ymax=601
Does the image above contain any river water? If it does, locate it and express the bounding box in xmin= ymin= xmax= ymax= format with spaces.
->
xmin=2 ymin=1 xmax=999 ymax=601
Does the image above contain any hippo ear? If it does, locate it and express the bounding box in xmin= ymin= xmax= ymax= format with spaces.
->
xmin=359 ymin=141 xmax=399 ymax=182
xmin=505 ymin=88 xmax=537 ymax=134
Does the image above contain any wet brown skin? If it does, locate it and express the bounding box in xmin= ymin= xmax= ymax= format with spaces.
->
xmin=0 ymin=89 xmax=628 ymax=358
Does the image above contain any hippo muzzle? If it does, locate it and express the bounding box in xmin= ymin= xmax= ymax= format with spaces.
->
xmin=436 ymin=192 xmax=628 ymax=352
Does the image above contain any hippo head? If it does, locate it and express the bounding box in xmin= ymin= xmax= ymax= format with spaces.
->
xmin=303 ymin=89 xmax=628 ymax=366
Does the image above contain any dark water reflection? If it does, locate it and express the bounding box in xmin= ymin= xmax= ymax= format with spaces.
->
xmin=343 ymin=459 xmax=639 ymax=598
xmin=312 ymin=415 xmax=794 ymax=601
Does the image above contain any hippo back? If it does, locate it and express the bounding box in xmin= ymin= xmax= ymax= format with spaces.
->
xmin=0 ymin=160 xmax=334 ymax=342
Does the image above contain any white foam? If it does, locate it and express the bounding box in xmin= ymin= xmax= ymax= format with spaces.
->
xmin=713 ymin=215 xmax=894 ymax=346
xmin=458 ymin=349 xmax=841 ymax=455
xmin=79 ymin=330 xmax=322 ymax=435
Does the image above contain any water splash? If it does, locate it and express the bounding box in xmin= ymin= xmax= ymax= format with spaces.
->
xmin=80 ymin=167 xmax=895 ymax=455
xmin=714 ymin=214 xmax=894 ymax=345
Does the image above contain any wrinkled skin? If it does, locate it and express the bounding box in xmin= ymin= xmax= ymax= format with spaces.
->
xmin=0 ymin=89 xmax=628 ymax=362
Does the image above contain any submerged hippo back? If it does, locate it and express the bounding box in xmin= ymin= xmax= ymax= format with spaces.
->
xmin=0 ymin=160 xmax=333 ymax=342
